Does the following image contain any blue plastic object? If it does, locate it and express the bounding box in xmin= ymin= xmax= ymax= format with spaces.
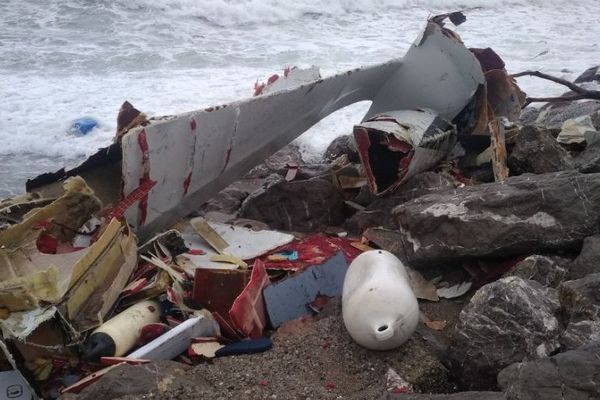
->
xmin=215 ymin=337 xmax=273 ymax=357
xmin=70 ymin=117 xmax=99 ymax=135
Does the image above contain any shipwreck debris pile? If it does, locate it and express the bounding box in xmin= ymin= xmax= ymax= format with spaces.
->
xmin=2 ymin=12 xmax=600 ymax=400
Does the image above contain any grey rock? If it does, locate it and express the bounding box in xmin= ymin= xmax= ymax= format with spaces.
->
xmin=574 ymin=65 xmax=600 ymax=84
xmin=560 ymin=320 xmax=600 ymax=350
xmin=504 ymin=255 xmax=569 ymax=288
xmin=576 ymin=141 xmax=600 ymax=173
xmin=518 ymin=106 xmax=541 ymax=125
xmin=61 ymin=361 xmax=210 ymax=399
xmin=386 ymin=171 xmax=600 ymax=267
xmin=239 ymin=175 xmax=345 ymax=232
xmin=345 ymin=171 xmax=456 ymax=233
xmin=559 ymin=272 xmax=600 ymax=321
xmin=535 ymin=100 xmax=600 ymax=129
xmin=323 ymin=134 xmax=359 ymax=163
xmin=382 ymin=392 xmax=505 ymax=400
xmin=198 ymin=179 xmax=261 ymax=216
xmin=568 ymin=235 xmax=600 ymax=279
xmin=245 ymin=143 xmax=304 ymax=179
xmin=446 ymin=277 xmax=561 ymax=390
xmin=498 ymin=342 xmax=600 ymax=400
xmin=507 ymin=126 xmax=574 ymax=175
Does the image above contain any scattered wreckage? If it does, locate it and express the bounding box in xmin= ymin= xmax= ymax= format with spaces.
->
xmin=0 ymin=13 xmax=530 ymax=399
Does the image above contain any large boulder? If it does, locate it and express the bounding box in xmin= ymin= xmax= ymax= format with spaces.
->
xmin=503 ymin=255 xmax=570 ymax=288
xmin=61 ymin=361 xmax=211 ymax=400
xmin=576 ymin=140 xmax=600 ymax=173
xmin=535 ymin=100 xmax=600 ymax=130
xmin=574 ymin=65 xmax=600 ymax=84
xmin=559 ymin=272 xmax=600 ymax=321
xmin=382 ymin=392 xmax=505 ymax=400
xmin=498 ymin=342 xmax=600 ymax=400
xmin=446 ymin=277 xmax=561 ymax=390
xmin=380 ymin=171 xmax=600 ymax=267
xmin=507 ymin=126 xmax=573 ymax=175
xmin=558 ymin=273 xmax=600 ymax=350
xmin=323 ymin=134 xmax=359 ymax=163
xmin=568 ymin=235 xmax=600 ymax=279
xmin=239 ymin=175 xmax=346 ymax=232
xmin=345 ymin=171 xmax=457 ymax=233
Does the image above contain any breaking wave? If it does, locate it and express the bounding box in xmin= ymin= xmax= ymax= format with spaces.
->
xmin=117 ymin=0 xmax=582 ymax=26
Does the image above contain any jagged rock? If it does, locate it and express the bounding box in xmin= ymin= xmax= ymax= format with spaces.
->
xmin=345 ymin=171 xmax=456 ymax=233
xmin=498 ymin=342 xmax=600 ymax=400
xmin=574 ymin=65 xmax=600 ymax=83
xmin=446 ymin=277 xmax=561 ymax=390
xmin=198 ymin=179 xmax=261 ymax=217
xmin=559 ymin=272 xmax=600 ymax=320
xmin=382 ymin=171 xmax=600 ymax=267
xmin=518 ymin=106 xmax=541 ymax=125
xmin=560 ymin=320 xmax=600 ymax=350
xmin=239 ymin=175 xmax=345 ymax=232
xmin=568 ymin=235 xmax=600 ymax=279
xmin=61 ymin=361 xmax=211 ymax=399
xmin=576 ymin=140 xmax=600 ymax=173
xmin=535 ymin=100 xmax=600 ymax=129
xmin=324 ymin=134 xmax=359 ymax=163
xmin=503 ymin=255 xmax=569 ymax=288
xmin=507 ymin=126 xmax=574 ymax=175
xmin=382 ymin=392 xmax=505 ymax=400
xmin=245 ymin=144 xmax=304 ymax=179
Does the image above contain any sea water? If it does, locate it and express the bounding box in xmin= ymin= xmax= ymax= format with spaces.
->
xmin=1 ymin=0 xmax=599 ymax=197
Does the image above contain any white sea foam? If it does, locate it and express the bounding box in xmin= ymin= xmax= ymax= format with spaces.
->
xmin=0 ymin=0 xmax=599 ymax=195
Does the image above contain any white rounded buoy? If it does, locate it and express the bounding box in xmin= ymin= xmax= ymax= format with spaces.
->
xmin=342 ymin=250 xmax=419 ymax=350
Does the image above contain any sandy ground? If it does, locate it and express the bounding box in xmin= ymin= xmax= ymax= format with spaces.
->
xmin=66 ymin=297 xmax=468 ymax=400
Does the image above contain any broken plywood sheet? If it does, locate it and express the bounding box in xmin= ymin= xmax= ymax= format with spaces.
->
xmin=175 ymin=219 xmax=294 ymax=273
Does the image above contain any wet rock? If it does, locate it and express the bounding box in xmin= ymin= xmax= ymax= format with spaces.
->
xmin=239 ymin=175 xmax=345 ymax=232
xmin=503 ymin=255 xmax=569 ymax=288
xmin=498 ymin=342 xmax=600 ymax=400
xmin=62 ymin=361 xmax=210 ymax=399
xmin=446 ymin=277 xmax=561 ymax=390
xmin=535 ymin=100 xmax=600 ymax=129
xmin=507 ymin=126 xmax=573 ymax=175
xmin=574 ymin=65 xmax=600 ymax=84
xmin=345 ymin=171 xmax=456 ymax=233
xmin=568 ymin=235 xmax=600 ymax=279
xmin=324 ymin=134 xmax=359 ymax=163
xmin=559 ymin=272 xmax=600 ymax=321
xmin=560 ymin=320 xmax=600 ymax=350
xmin=385 ymin=171 xmax=600 ymax=267
xmin=383 ymin=392 xmax=505 ymax=400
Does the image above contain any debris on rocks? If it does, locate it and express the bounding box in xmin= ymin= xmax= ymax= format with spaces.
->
xmin=4 ymin=10 xmax=600 ymax=400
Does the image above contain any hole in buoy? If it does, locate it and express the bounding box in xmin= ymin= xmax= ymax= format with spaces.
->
xmin=378 ymin=250 xmax=382 ymax=254
xmin=377 ymin=325 xmax=389 ymax=332
xmin=148 ymin=306 xmax=156 ymax=312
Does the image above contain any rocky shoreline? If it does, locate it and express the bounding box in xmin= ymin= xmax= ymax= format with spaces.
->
xmin=58 ymin=67 xmax=600 ymax=400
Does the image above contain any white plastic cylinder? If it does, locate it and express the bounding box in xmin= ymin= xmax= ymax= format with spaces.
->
xmin=342 ymin=249 xmax=419 ymax=350
xmin=84 ymin=300 xmax=161 ymax=360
